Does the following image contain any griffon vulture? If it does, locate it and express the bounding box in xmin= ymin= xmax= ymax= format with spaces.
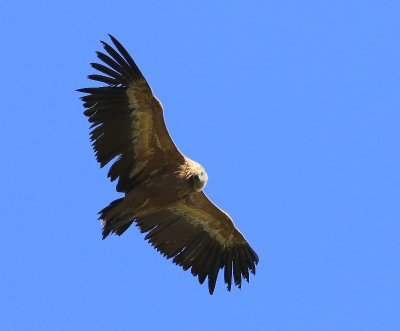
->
xmin=78 ymin=35 xmax=259 ymax=294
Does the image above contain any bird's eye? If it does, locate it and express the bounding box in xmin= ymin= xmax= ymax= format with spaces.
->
xmin=193 ymin=174 xmax=201 ymax=186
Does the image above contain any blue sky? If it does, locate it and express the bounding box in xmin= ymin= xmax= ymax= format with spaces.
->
xmin=1 ymin=1 xmax=399 ymax=330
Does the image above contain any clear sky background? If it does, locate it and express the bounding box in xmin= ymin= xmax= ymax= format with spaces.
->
xmin=1 ymin=1 xmax=399 ymax=330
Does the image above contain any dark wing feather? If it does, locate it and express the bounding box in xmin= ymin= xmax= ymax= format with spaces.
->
xmin=78 ymin=35 xmax=183 ymax=192
xmin=135 ymin=191 xmax=259 ymax=294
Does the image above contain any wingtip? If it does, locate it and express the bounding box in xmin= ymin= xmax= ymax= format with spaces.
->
xmin=208 ymin=277 xmax=217 ymax=295
xmin=108 ymin=34 xmax=117 ymax=43
xmin=108 ymin=34 xmax=123 ymax=49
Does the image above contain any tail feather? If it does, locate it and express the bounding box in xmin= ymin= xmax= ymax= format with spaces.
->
xmin=99 ymin=198 xmax=134 ymax=239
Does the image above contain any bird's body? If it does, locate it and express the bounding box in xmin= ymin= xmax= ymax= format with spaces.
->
xmin=102 ymin=158 xmax=201 ymax=224
xmin=78 ymin=35 xmax=259 ymax=294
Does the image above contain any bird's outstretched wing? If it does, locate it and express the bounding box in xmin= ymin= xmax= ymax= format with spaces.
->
xmin=78 ymin=35 xmax=183 ymax=192
xmin=135 ymin=191 xmax=259 ymax=294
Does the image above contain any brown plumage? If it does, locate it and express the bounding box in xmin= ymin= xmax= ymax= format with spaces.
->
xmin=78 ymin=35 xmax=259 ymax=294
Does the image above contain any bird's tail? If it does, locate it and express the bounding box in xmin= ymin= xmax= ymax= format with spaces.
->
xmin=99 ymin=198 xmax=134 ymax=239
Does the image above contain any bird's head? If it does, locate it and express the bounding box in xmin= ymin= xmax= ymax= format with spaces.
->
xmin=179 ymin=158 xmax=208 ymax=192
xmin=185 ymin=159 xmax=208 ymax=192
xmin=192 ymin=169 xmax=208 ymax=192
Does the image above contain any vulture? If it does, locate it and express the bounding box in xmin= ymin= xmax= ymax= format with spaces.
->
xmin=78 ymin=35 xmax=259 ymax=294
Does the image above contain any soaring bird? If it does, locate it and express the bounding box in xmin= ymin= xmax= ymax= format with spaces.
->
xmin=78 ymin=35 xmax=259 ymax=294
